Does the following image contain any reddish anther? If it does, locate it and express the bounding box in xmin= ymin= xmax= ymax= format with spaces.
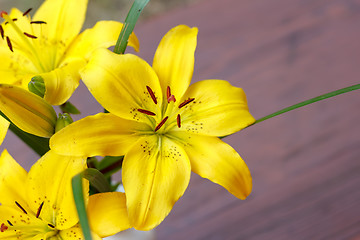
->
xmin=155 ymin=116 xmax=169 ymax=132
xmin=0 ymin=25 xmax=4 ymax=39
xmin=146 ymin=86 xmax=157 ymax=104
xmin=36 ymin=201 xmax=44 ymax=218
xmin=167 ymin=86 xmax=171 ymax=99
xmin=15 ymin=201 xmax=27 ymax=214
xmin=178 ymin=98 xmax=195 ymax=108
xmin=23 ymin=8 xmax=32 ymax=16
xmin=6 ymin=36 xmax=13 ymax=52
xmin=0 ymin=11 xmax=8 ymax=18
xmin=0 ymin=223 xmax=8 ymax=232
xmin=137 ymin=109 xmax=156 ymax=116
xmin=24 ymin=32 xmax=37 ymax=39
xmin=177 ymin=114 xmax=181 ymax=128
xmin=31 ymin=21 xmax=47 ymax=24
xmin=5 ymin=18 xmax=18 ymax=25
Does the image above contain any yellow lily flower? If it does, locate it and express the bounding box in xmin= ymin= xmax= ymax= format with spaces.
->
xmin=51 ymin=25 xmax=256 ymax=230
xmin=0 ymin=150 xmax=131 ymax=239
xmin=0 ymin=0 xmax=139 ymax=105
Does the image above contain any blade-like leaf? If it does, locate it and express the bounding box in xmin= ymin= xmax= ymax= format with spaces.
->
xmin=83 ymin=168 xmax=112 ymax=193
xmin=113 ymin=0 xmax=149 ymax=54
xmin=72 ymin=174 xmax=92 ymax=240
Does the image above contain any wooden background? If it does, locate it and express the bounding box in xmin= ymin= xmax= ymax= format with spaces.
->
xmin=2 ymin=0 xmax=360 ymax=239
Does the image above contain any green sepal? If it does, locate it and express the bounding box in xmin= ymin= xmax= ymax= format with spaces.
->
xmin=55 ymin=113 xmax=73 ymax=132
xmin=28 ymin=76 xmax=45 ymax=98
xmin=60 ymin=101 xmax=81 ymax=115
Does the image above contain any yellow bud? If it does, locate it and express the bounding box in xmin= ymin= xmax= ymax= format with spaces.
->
xmin=0 ymin=84 xmax=57 ymax=138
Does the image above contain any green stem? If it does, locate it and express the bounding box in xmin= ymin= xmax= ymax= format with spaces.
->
xmin=113 ymin=0 xmax=149 ymax=54
xmin=252 ymin=84 xmax=360 ymax=126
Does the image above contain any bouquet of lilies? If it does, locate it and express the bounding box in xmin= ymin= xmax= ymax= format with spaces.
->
xmin=0 ymin=0 xmax=358 ymax=239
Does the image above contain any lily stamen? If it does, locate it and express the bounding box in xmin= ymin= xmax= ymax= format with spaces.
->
xmin=137 ymin=109 xmax=156 ymax=116
xmin=24 ymin=32 xmax=37 ymax=39
xmin=5 ymin=18 xmax=17 ymax=25
xmin=6 ymin=220 xmax=13 ymax=226
xmin=6 ymin=36 xmax=13 ymax=52
xmin=155 ymin=116 xmax=168 ymax=132
xmin=36 ymin=201 xmax=44 ymax=218
xmin=167 ymin=86 xmax=171 ymax=99
xmin=146 ymin=86 xmax=157 ymax=104
xmin=48 ymin=223 xmax=55 ymax=228
xmin=177 ymin=114 xmax=181 ymax=128
xmin=22 ymin=8 xmax=32 ymax=16
xmin=15 ymin=201 xmax=27 ymax=214
xmin=0 ymin=25 xmax=4 ymax=39
xmin=30 ymin=21 xmax=47 ymax=24
xmin=178 ymin=98 xmax=195 ymax=108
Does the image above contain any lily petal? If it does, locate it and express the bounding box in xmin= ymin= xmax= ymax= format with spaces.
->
xmin=0 ymin=117 xmax=9 ymax=145
xmin=65 ymin=21 xmax=139 ymax=61
xmin=123 ymin=135 xmax=191 ymax=230
xmin=0 ymin=84 xmax=57 ymax=137
xmin=0 ymin=150 xmax=27 ymax=207
xmin=170 ymin=131 xmax=252 ymax=199
xmin=177 ymin=80 xmax=255 ymax=136
xmin=88 ymin=192 xmax=130 ymax=237
xmin=50 ymin=113 xmax=147 ymax=157
xmin=152 ymin=25 xmax=198 ymax=100
xmin=59 ymin=225 xmax=102 ymax=240
xmin=33 ymin=0 xmax=87 ymax=47
xmin=0 ymin=47 xmax=37 ymax=87
xmin=26 ymin=151 xmax=87 ymax=230
xmin=40 ymin=58 xmax=86 ymax=105
xmin=81 ymin=49 xmax=163 ymax=123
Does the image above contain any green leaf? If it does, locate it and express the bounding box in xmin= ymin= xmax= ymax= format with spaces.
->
xmin=60 ymin=101 xmax=81 ymax=114
xmin=113 ymin=0 xmax=150 ymax=54
xmin=253 ymin=84 xmax=360 ymax=125
xmin=82 ymin=168 xmax=112 ymax=193
xmin=72 ymin=168 xmax=112 ymax=240
xmin=98 ymin=155 xmax=124 ymax=178
xmin=72 ymin=174 xmax=92 ymax=240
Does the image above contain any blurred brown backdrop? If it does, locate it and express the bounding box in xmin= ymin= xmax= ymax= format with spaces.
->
xmin=1 ymin=0 xmax=360 ymax=239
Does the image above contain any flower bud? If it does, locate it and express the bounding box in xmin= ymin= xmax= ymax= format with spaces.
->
xmin=0 ymin=84 xmax=57 ymax=137
xmin=55 ymin=113 xmax=73 ymax=132
xmin=28 ymin=76 xmax=45 ymax=98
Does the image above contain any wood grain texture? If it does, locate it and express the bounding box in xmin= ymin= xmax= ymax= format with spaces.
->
xmin=133 ymin=0 xmax=360 ymax=239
